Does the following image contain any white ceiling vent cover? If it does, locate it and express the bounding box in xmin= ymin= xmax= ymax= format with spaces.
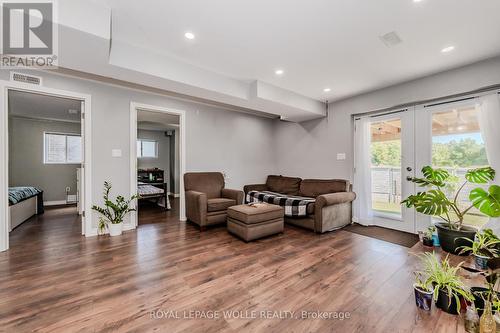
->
xmin=379 ymin=31 xmax=403 ymax=47
xmin=10 ymin=72 xmax=43 ymax=86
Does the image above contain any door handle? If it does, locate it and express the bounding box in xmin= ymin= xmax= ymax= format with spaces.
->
xmin=406 ymin=167 xmax=412 ymax=172
xmin=406 ymin=176 xmax=413 ymax=181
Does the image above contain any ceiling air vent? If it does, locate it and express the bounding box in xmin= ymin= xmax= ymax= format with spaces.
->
xmin=10 ymin=72 xmax=43 ymax=86
xmin=379 ymin=31 xmax=403 ymax=47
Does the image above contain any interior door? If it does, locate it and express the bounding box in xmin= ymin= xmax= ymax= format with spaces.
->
xmin=355 ymin=109 xmax=416 ymax=233
xmin=80 ymin=100 xmax=85 ymax=235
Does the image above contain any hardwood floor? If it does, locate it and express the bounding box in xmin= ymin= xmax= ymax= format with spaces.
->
xmin=0 ymin=204 xmax=469 ymax=333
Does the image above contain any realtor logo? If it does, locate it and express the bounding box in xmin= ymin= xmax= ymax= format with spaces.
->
xmin=1 ymin=0 xmax=58 ymax=68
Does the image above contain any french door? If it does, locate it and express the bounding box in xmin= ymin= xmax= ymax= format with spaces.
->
xmin=354 ymin=109 xmax=416 ymax=233
xmin=354 ymin=99 xmax=489 ymax=234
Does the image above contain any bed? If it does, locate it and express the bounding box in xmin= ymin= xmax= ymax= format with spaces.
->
xmin=138 ymin=182 xmax=171 ymax=210
xmin=9 ymin=187 xmax=44 ymax=231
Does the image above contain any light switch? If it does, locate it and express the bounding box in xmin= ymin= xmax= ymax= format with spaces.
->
xmin=112 ymin=149 xmax=122 ymax=157
xmin=337 ymin=153 xmax=346 ymax=160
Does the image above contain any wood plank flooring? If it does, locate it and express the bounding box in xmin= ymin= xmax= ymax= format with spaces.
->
xmin=0 ymin=202 xmax=468 ymax=333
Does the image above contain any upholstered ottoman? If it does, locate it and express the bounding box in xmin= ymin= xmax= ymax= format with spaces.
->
xmin=227 ymin=203 xmax=284 ymax=242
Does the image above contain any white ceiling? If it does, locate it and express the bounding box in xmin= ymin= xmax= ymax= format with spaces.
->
xmin=101 ymin=0 xmax=500 ymax=101
xmin=137 ymin=110 xmax=179 ymax=131
xmin=8 ymin=91 xmax=81 ymax=122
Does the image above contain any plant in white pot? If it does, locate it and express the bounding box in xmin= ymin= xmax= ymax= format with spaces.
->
xmin=402 ymin=166 xmax=499 ymax=255
xmin=92 ymin=181 xmax=139 ymax=236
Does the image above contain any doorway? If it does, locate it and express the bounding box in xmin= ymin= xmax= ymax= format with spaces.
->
xmin=129 ymin=102 xmax=186 ymax=229
xmin=354 ymin=99 xmax=490 ymax=234
xmin=0 ymin=81 xmax=93 ymax=252
xmin=354 ymin=109 xmax=415 ymax=233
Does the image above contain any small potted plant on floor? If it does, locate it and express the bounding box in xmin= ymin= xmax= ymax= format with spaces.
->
xmin=413 ymin=271 xmax=434 ymax=311
xmin=92 ymin=181 xmax=139 ymax=236
xmin=402 ymin=166 xmax=499 ymax=255
xmin=458 ymin=229 xmax=500 ymax=270
xmin=419 ymin=252 xmax=473 ymax=314
xmin=422 ymin=226 xmax=435 ymax=247
xmin=462 ymin=257 xmax=500 ymax=317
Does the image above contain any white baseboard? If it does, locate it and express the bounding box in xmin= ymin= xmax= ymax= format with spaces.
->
xmin=44 ymin=200 xmax=68 ymax=206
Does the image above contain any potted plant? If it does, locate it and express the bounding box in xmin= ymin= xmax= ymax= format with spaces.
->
xmin=458 ymin=229 xmax=500 ymax=270
xmin=418 ymin=252 xmax=473 ymax=314
xmin=462 ymin=257 xmax=500 ymax=317
xmin=92 ymin=181 xmax=139 ymax=236
xmin=422 ymin=226 xmax=435 ymax=247
xmin=402 ymin=166 xmax=499 ymax=255
xmin=413 ymin=272 xmax=434 ymax=311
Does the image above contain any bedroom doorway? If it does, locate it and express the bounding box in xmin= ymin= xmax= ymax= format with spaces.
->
xmin=0 ymin=81 xmax=93 ymax=252
xmin=130 ymin=102 xmax=186 ymax=228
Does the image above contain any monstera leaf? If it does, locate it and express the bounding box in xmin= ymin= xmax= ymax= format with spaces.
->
xmin=422 ymin=166 xmax=450 ymax=183
xmin=470 ymin=185 xmax=500 ymax=218
xmin=408 ymin=190 xmax=451 ymax=216
xmin=465 ymin=167 xmax=496 ymax=184
xmin=401 ymin=192 xmax=426 ymax=208
xmin=410 ymin=177 xmax=446 ymax=188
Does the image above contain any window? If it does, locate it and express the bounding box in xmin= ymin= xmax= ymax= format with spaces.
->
xmin=370 ymin=118 xmax=402 ymax=217
xmin=431 ymin=105 xmax=489 ymax=227
xmin=137 ymin=139 xmax=158 ymax=158
xmin=44 ymin=133 xmax=82 ymax=164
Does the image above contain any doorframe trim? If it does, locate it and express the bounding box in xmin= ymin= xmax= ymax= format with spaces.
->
xmin=0 ymin=80 xmax=94 ymax=252
xmin=129 ymin=102 xmax=186 ymax=229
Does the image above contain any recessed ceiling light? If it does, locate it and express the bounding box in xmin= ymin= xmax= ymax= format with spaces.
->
xmin=275 ymin=69 xmax=284 ymax=76
xmin=441 ymin=46 xmax=455 ymax=53
xmin=323 ymin=88 xmax=331 ymax=93
xmin=184 ymin=32 xmax=195 ymax=40
xmin=413 ymin=0 xmax=423 ymax=2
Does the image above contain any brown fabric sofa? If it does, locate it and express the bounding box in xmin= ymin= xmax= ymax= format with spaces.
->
xmin=184 ymin=172 xmax=244 ymax=230
xmin=244 ymin=175 xmax=356 ymax=233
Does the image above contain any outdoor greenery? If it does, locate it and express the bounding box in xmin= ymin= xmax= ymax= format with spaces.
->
xmin=371 ymin=138 xmax=487 ymax=167
xmin=402 ymin=166 xmax=499 ymax=230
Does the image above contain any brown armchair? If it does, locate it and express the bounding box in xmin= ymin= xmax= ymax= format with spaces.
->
xmin=184 ymin=172 xmax=244 ymax=230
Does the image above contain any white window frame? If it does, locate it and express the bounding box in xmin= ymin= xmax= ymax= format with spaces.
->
xmin=43 ymin=131 xmax=82 ymax=165
xmin=137 ymin=139 xmax=158 ymax=159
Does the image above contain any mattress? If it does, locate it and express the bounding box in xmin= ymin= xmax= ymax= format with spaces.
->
xmin=138 ymin=184 xmax=164 ymax=196
xmin=9 ymin=187 xmax=42 ymax=205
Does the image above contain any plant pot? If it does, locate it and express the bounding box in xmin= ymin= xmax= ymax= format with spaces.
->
xmin=474 ymin=254 xmax=490 ymax=270
xmin=471 ymin=287 xmax=500 ymax=317
xmin=108 ymin=222 xmax=123 ymax=236
xmin=435 ymin=223 xmax=477 ymax=255
xmin=414 ymin=284 xmax=433 ymax=311
xmin=435 ymin=288 xmax=461 ymax=315
xmin=422 ymin=237 xmax=434 ymax=247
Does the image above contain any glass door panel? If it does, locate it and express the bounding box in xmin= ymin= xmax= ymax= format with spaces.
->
xmin=353 ymin=109 xmax=416 ymax=233
xmin=370 ymin=118 xmax=402 ymax=218
xmin=431 ymin=105 xmax=489 ymax=228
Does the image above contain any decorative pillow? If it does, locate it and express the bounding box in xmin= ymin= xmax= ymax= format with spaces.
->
xmin=266 ymin=175 xmax=302 ymax=195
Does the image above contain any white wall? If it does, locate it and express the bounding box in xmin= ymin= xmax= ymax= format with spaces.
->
xmin=274 ymin=56 xmax=500 ymax=181
xmin=1 ymin=70 xmax=277 ymax=228
xmin=9 ymin=117 xmax=81 ymax=202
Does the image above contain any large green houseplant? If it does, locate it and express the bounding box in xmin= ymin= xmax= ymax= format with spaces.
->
xmin=92 ymin=181 xmax=139 ymax=236
xmin=402 ymin=166 xmax=499 ymax=254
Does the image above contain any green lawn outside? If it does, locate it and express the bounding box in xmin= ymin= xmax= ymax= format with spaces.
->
xmin=372 ymin=201 xmax=489 ymax=229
